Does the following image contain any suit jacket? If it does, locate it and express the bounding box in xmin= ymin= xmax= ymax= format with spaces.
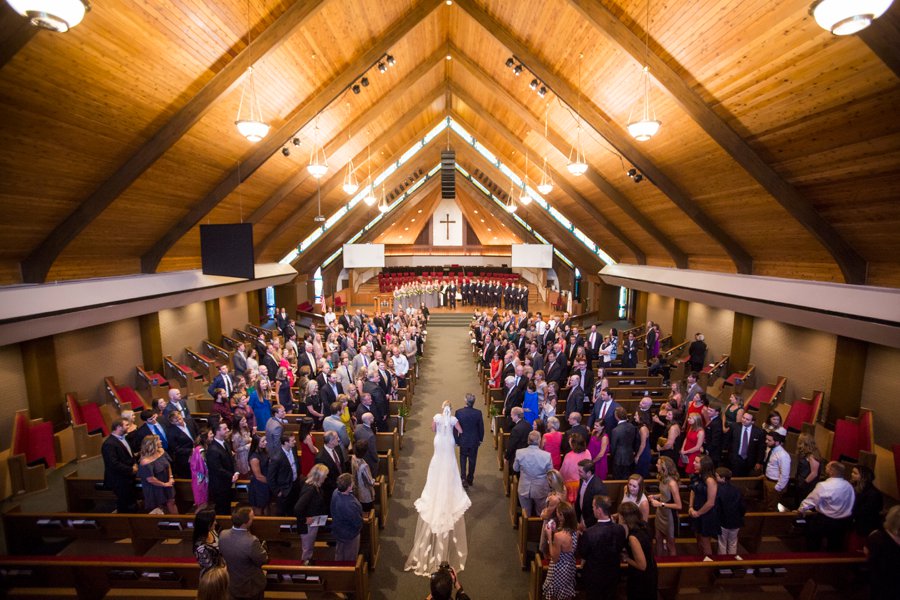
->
xmin=166 ymin=421 xmax=196 ymax=478
xmin=574 ymin=369 xmax=594 ymax=398
xmin=319 ymin=381 xmax=344 ymax=409
xmin=315 ymin=446 xmax=347 ymax=505
xmin=728 ymin=424 xmax=766 ymax=466
xmin=513 ymin=445 xmax=552 ymax=497
xmin=102 ymin=435 xmax=135 ymax=492
xmin=565 ymin=386 xmax=586 ymax=417
xmin=544 ymin=360 xmax=566 ymax=387
xmin=575 ymin=476 xmax=609 ymax=528
xmin=505 ymin=419 xmax=531 ymax=462
xmin=623 ymin=339 xmax=640 ymax=365
xmin=262 ymin=353 xmax=280 ymax=379
xmin=208 ymin=373 xmax=235 ymax=398
xmin=455 ymin=406 xmax=484 ymax=448
xmin=560 ymin=424 xmax=589 ymax=455
xmin=206 ymin=439 xmax=235 ymax=495
xmin=265 ymin=417 xmax=285 ymax=453
xmin=362 ymin=380 xmax=388 ymax=431
xmin=233 ymin=351 xmax=248 ymax=376
xmin=588 ymin=399 xmax=620 ymax=432
xmin=267 ymin=447 xmax=299 ymax=498
xmin=578 ymin=519 xmax=626 ymax=589
xmin=704 ymin=415 xmax=725 ymax=463
xmin=609 ymin=421 xmax=637 ymax=467
xmin=297 ymin=352 xmax=317 ymax=376
xmin=503 ymin=377 xmax=527 ymax=416
xmin=353 ymin=424 xmax=379 ymax=475
xmin=163 ymin=400 xmax=192 ymax=421
xmin=323 ymin=415 xmax=350 ymax=448
xmin=218 ymin=528 xmax=268 ymax=598
xmin=530 ymin=352 xmax=544 ymax=374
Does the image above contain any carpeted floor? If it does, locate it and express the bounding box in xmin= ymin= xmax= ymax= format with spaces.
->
xmin=370 ymin=322 xmax=530 ymax=599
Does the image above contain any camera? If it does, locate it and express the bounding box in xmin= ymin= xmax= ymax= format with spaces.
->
xmin=438 ymin=561 xmax=451 ymax=572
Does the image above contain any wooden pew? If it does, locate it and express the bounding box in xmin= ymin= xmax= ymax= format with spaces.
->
xmin=135 ymin=366 xmax=170 ymax=402
xmin=658 ymin=340 xmax=689 ymax=363
xmin=0 ymin=554 xmax=370 ymax=600
xmin=602 ymin=367 xmax=650 ymax=378
xmin=220 ymin=334 xmax=240 ymax=351
xmin=248 ymin=323 xmax=274 ymax=342
xmin=183 ymin=347 xmax=219 ymax=382
xmin=3 ymin=511 xmax=379 ymax=571
xmin=528 ymin=552 xmax=865 ymax=600
xmin=63 ymin=393 xmax=106 ymax=459
xmin=698 ymin=354 xmax=729 ymax=389
xmin=231 ymin=328 xmax=256 ymax=345
xmin=162 ymin=355 xmax=207 ymax=398
xmin=201 ymin=339 xmax=233 ymax=368
xmin=604 ymin=375 xmax=664 ymax=388
xmin=745 ymin=375 xmax=787 ymax=412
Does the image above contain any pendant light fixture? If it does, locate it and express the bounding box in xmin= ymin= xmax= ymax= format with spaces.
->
xmin=234 ymin=0 xmax=269 ymax=142
xmin=505 ymin=177 xmax=518 ymax=213
xmin=341 ymin=118 xmax=358 ymax=194
xmin=627 ymin=0 xmax=661 ymax=142
xmin=810 ymin=0 xmax=894 ymax=35
xmin=7 ymin=0 xmax=89 ymax=32
xmin=567 ymin=53 xmax=588 ymax=176
xmin=537 ymin=106 xmax=554 ymax=194
xmin=363 ymin=135 xmax=377 ymax=206
xmin=519 ymin=152 xmax=533 ymax=206
xmin=313 ymin=178 xmax=325 ymax=223
xmin=378 ymin=181 xmax=389 ymax=213
xmin=307 ymin=114 xmax=328 ymax=178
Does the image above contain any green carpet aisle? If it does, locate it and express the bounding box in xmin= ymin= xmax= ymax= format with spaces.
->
xmin=370 ymin=319 xmax=529 ymax=599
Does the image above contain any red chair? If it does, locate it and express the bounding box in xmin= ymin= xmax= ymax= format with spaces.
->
xmin=831 ymin=408 xmax=874 ymax=463
xmin=66 ymin=393 xmax=110 ymax=437
xmin=784 ymin=391 xmax=823 ymax=433
xmin=744 ymin=376 xmax=787 ymax=411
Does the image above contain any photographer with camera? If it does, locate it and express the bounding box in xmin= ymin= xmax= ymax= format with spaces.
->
xmin=427 ymin=562 xmax=471 ymax=600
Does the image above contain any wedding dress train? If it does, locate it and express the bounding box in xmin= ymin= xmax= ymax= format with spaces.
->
xmin=404 ymin=406 xmax=471 ymax=576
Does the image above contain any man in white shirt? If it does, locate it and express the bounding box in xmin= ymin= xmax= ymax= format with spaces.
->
xmin=798 ymin=461 xmax=856 ymax=551
xmin=763 ymin=432 xmax=791 ymax=511
xmin=324 ymin=307 xmax=336 ymax=327
xmin=391 ymin=345 xmax=409 ymax=386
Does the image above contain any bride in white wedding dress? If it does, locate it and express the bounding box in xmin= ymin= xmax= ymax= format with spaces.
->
xmin=404 ymin=401 xmax=472 ymax=576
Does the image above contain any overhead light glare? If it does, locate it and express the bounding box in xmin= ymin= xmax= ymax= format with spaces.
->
xmin=7 ymin=0 xmax=89 ymax=32
xmin=810 ymin=0 xmax=893 ymax=35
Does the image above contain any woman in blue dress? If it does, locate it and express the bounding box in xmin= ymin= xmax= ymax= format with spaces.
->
xmin=247 ymin=370 xmax=271 ymax=428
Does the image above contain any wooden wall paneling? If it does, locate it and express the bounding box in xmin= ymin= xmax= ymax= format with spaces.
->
xmin=449 ymin=83 xmax=642 ymax=264
xmin=454 ymin=0 xmax=753 ymax=275
xmin=567 ymin=0 xmax=865 ymax=284
xmin=140 ymin=0 xmax=444 ymax=274
xmin=274 ymin=283 xmax=298 ymax=318
xmin=456 ymin=176 xmax=546 ymax=250
xmin=247 ymin=290 xmax=261 ymax=325
xmin=247 ymin=47 xmax=448 ymax=226
xmin=450 ymin=47 xmax=690 ymax=268
xmin=20 ymin=336 xmax=63 ymax=427
xmin=827 ymin=336 xmax=868 ymax=425
xmin=451 ymin=181 xmax=523 ymax=246
xmin=672 ymin=299 xmax=688 ymax=345
xmin=595 ymin=281 xmax=622 ymax=322
xmin=205 ymin=299 xmax=222 ymax=343
xmin=138 ymin=313 xmax=163 ymax=374
xmin=730 ymin=312 xmax=754 ymax=373
xmin=258 ymin=88 xmax=446 ymax=257
xmin=634 ymin=290 xmax=648 ymax=327
xmin=19 ymin=0 xmax=328 ymax=284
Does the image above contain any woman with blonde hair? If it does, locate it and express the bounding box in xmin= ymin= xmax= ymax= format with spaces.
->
xmin=294 ymin=463 xmax=330 ymax=564
xmin=649 ymin=456 xmax=682 ymax=556
xmin=794 ymin=433 xmax=822 ymax=508
xmin=138 ymin=435 xmax=177 ymax=514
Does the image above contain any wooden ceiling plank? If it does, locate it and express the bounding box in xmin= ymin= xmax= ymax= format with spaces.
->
xmin=358 ymin=178 xmax=440 ymax=244
xmin=451 ymin=46 xmax=686 ymax=267
xmin=247 ymin=46 xmax=448 ymax=225
xmin=449 ymin=107 xmax=619 ymax=266
xmin=859 ymin=4 xmax=900 ymax=78
xmin=258 ymin=87 xmax=445 ymax=257
xmin=454 ymin=0 xmax=752 ymax=274
xmin=141 ymin=0 xmax=443 ymax=273
xmin=568 ymin=0 xmax=866 ymax=284
xmin=449 ymin=84 xmax=643 ymax=265
xmin=19 ymin=0 xmax=328 ymax=283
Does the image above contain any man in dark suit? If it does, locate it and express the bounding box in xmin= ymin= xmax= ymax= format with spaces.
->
xmin=573 ymin=358 xmax=593 ymax=400
xmin=362 ymin=370 xmax=389 ymax=432
xmin=577 ymin=495 xmax=626 ymax=600
xmin=353 ymin=413 xmax=379 ymax=476
xmin=565 ymin=374 xmax=586 ymax=417
xmin=585 ymin=325 xmax=602 ymax=367
xmin=318 ymin=370 xmax=344 ymax=409
xmin=704 ymin=402 xmax=725 ymax=467
xmin=529 ymin=342 xmax=544 ymax=373
xmin=588 ymin=388 xmax=619 ymax=432
xmin=129 ymin=409 xmax=169 ymax=453
xmin=219 ymin=506 xmax=268 ymax=600
xmin=729 ymin=411 xmax=766 ymax=476
xmin=504 ymin=407 xmax=530 ymax=475
xmin=275 ymin=307 xmax=288 ymax=331
xmin=455 ymin=393 xmax=484 ymax=487
xmin=609 ymin=407 xmax=637 ymax=480
xmin=262 ymin=346 xmax=279 ymax=381
xmin=502 ymin=369 xmax=527 ymax=429
xmin=543 ymin=351 xmax=566 ymax=388
xmin=560 ymin=412 xmax=590 ymax=455
xmin=166 ymin=410 xmax=196 ymax=479
xmin=102 ymin=418 xmax=137 ymax=513
xmin=575 ymin=459 xmax=609 ymax=528
xmin=207 ymin=421 xmax=238 ymax=515
xmin=208 ymin=364 xmax=236 ymax=399
xmin=315 ymin=431 xmax=347 ymax=507
xmin=267 ymin=433 xmax=300 ymax=516
xmin=622 ymin=332 xmax=640 ymax=368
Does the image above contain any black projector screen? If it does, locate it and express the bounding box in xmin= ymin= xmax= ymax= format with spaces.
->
xmin=200 ymin=223 xmax=255 ymax=279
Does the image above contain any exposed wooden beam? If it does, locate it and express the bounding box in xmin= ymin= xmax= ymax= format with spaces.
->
xmin=568 ymin=0 xmax=865 ymax=283
xmin=449 ymin=85 xmax=643 ymax=264
xmin=0 ymin=2 xmax=37 ymax=69
xmin=449 ymin=47 xmax=687 ymax=268
xmin=458 ymin=146 xmax=606 ymax=273
xmin=20 ymin=0 xmax=328 ymax=283
xmin=356 ymin=179 xmax=440 ymax=245
xmin=450 ymin=109 xmax=614 ymax=268
xmin=859 ymin=3 xmax=900 ymax=78
xmin=141 ymin=0 xmax=443 ymax=274
xmin=455 ymin=0 xmax=752 ymax=274
xmin=257 ymin=87 xmax=445 ymax=257
xmin=247 ymin=46 xmax=447 ymax=225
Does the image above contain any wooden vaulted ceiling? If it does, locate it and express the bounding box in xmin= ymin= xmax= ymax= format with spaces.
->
xmin=0 ymin=0 xmax=898 ymax=287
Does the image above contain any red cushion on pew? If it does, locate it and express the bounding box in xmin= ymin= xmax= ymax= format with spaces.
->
xmin=26 ymin=420 xmax=56 ymax=468
xmin=149 ymin=372 xmax=168 ymax=386
xmin=12 ymin=411 xmax=30 ymax=456
xmin=701 ymin=364 xmax=714 ymax=374
xmin=81 ymin=402 xmax=110 ymax=436
xmin=116 ymin=386 xmax=146 ymax=410
xmin=746 ymin=385 xmax=775 ymax=410
xmin=724 ymin=372 xmax=745 ymax=385
xmin=0 ymin=554 xmax=197 ymax=565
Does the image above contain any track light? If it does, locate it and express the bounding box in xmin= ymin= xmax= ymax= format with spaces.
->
xmin=513 ymin=64 xmax=523 ymax=76
xmin=633 ymin=174 xmax=643 ymax=183
xmin=361 ymin=77 xmax=369 ymax=87
xmin=281 ymin=147 xmax=290 ymax=157
xmin=505 ymin=57 xmax=515 ymax=68
xmin=530 ymin=79 xmax=539 ymax=90
xmin=386 ymin=55 xmax=395 ymax=66
xmin=627 ymin=168 xmax=637 ymax=178
xmin=538 ymin=86 xmax=547 ymax=97
xmin=377 ymin=62 xmax=386 ymax=73
xmin=292 ymin=137 xmax=301 ymax=147
xmin=352 ymin=84 xmax=361 ymax=94
xmin=626 ymin=167 xmax=644 ymax=183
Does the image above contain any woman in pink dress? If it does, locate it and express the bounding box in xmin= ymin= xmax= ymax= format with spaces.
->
xmin=542 ymin=416 xmax=564 ymax=470
xmin=189 ymin=428 xmax=213 ymax=511
xmin=587 ymin=420 xmax=609 ymax=480
xmin=559 ymin=433 xmax=591 ymax=503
